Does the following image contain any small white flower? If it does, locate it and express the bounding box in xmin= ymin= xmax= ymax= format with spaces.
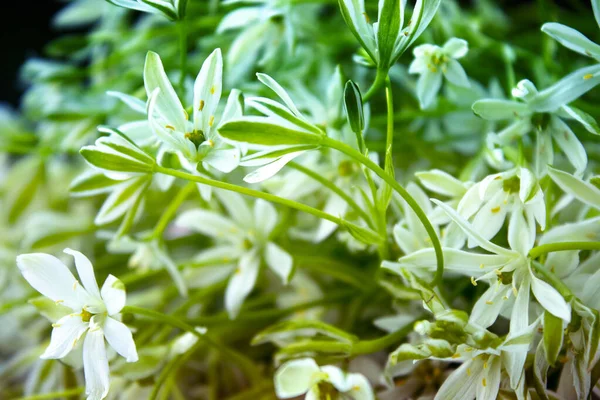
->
xmin=274 ymin=358 xmax=374 ymax=400
xmin=16 ymin=249 xmax=138 ymax=400
xmin=409 ymin=38 xmax=470 ymax=109
xmin=145 ymin=49 xmax=241 ymax=176
xmin=175 ymin=191 xmax=293 ymax=318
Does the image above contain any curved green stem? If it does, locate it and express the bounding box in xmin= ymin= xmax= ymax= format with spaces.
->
xmin=362 ymin=68 xmax=387 ymax=103
xmin=321 ymin=136 xmax=444 ymax=287
xmin=121 ymin=305 xmax=260 ymax=382
xmin=287 ymin=161 xmax=372 ymax=227
xmin=155 ymin=165 xmax=352 ymax=228
xmin=350 ymin=317 xmax=420 ymax=355
xmin=529 ymin=241 xmax=600 ymax=260
xmin=151 ymin=182 xmax=195 ymax=238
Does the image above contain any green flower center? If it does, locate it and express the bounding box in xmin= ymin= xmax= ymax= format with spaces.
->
xmin=185 ymin=129 xmax=205 ymax=147
xmin=81 ymin=308 xmax=92 ymax=323
xmin=502 ymin=176 xmax=520 ymax=194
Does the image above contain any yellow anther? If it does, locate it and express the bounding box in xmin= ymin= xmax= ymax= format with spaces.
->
xmin=479 ymin=264 xmax=484 ymax=269
xmin=483 ymin=361 xmax=488 ymax=369
xmin=199 ymin=100 xmax=205 ymax=111
xmin=362 ymin=12 xmax=370 ymax=23
xmin=452 ymin=353 xmax=461 ymax=359
xmin=482 ymin=377 xmax=487 ymax=387
xmin=584 ymin=74 xmax=594 ymax=80
xmin=471 ymin=276 xmax=478 ymax=286
xmin=52 ymin=323 xmax=61 ymax=328
xmin=491 ymin=206 xmax=501 ymax=213
xmin=165 ymin=125 xmax=175 ymax=130
xmin=210 ymin=85 xmax=216 ymax=94
xmin=467 ymin=368 xmax=472 ymax=376
xmin=207 ymin=139 xmax=215 ymax=147
xmin=209 ymin=115 xmax=215 ymax=127
xmin=183 ymin=109 xmax=189 ymax=120
xmin=486 ymin=301 xmax=493 ymax=305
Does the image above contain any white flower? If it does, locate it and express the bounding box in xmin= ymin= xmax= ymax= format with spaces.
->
xmin=145 ymin=49 xmax=241 ymax=176
xmin=174 ymin=191 xmax=293 ymax=318
xmin=274 ymin=358 xmax=374 ymax=400
xmin=16 ymin=249 xmax=138 ymax=400
xmin=474 ymin=76 xmax=600 ymax=176
xmin=106 ymin=0 xmax=185 ymax=21
xmin=457 ymin=167 xmax=545 ymax=248
xmin=409 ymin=38 xmax=470 ymax=109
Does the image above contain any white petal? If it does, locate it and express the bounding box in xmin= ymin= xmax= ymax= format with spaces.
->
xmin=144 ymin=52 xmax=186 ymax=131
xmin=265 ymin=242 xmax=293 ymax=284
xmin=103 ymin=316 xmax=138 ymax=362
xmin=510 ymin=277 xmax=531 ymax=335
xmin=385 ymin=247 xmax=511 ymax=276
xmin=416 ymin=169 xmax=466 ymax=197
xmin=469 ymin=285 xmax=510 ymax=328
xmin=41 ymin=314 xmax=88 ymax=359
xmin=548 ymin=167 xmax=600 ymax=209
xmin=472 ymin=99 xmax=532 ymax=121
xmin=193 ymin=48 xmax=223 ymax=136
xmin=225 ymin=249 xmax=260 ymax=319
xmin=443 ymin=38 xmax=469 ymax=59
xmin=476 ymin=356 xmax=501 ymax=400
xmin=314 ymin=193 xmax=347 ymax=242
xmin=202 ymin=147 xmax=240 ymax=173
xmin=256 ymin=73 xmax=303 ymax=117
xmin=274 ymin=358 xmax=320 ymax=398
xmin=416 ymin=69 xmax=442 ymax=109
xmin=100 ymin=275 xmax=126 ymax=316
xmin=83 ymin=324 xmax=110 ymax=400
xmin=507 ymin=205 xmax=533 ymax=256
xmin=214 ymin=190 xmax=253 ymax=230
xmin=345 ymin=373 xmax=374 ymax=400
xmin=551 ymin=117 xmax=587 ymax=175
xmin=243 ymin=151 xmax=306 ymax=183
xmin=530 ymin=270 xmax=571 ymax=322
xmin=469 ymin=189 xmax=508 ymax=247
xmin=175 ymin=209 xmax=241 ymax=242
xmin=16 ymin=253 xmax=91 ymax=310
xmin=431 ymin=199 xmax=515 ymax=257
xmin=443 ymin=59 xmax=470 ymax=88
xmin=541 ymin=23 xmax=600 ymax=60
xmin=254 ymin=199 xmax=278 ymax=237
xmin=64 ymin=249 xmax=100 ymax=299
xmin=434 ymin=358 xmax=480 ymax=400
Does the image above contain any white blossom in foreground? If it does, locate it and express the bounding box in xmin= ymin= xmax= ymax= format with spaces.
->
xmin=145 ymin=49 xmax=241 ymax=175
xmin=16 ymin=249 xmax=138 ymax=400
xmin=409 ymin=38 xmax=470 ymax=109
xmin=274 ymin=358 xmax=374 ymax=400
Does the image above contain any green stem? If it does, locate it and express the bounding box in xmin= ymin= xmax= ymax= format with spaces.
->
xmin=121 ymin=305 xmax=260 ymax=382
xmin=177 ymin=20 xmax=187 ymax=93
xmin=321 ymin=136 xmax=444 ymax=287
xmin=155 ymin=166 xmax=347 ymax=227
xmin=287 ymin=161 xmax=372 ymax=227
xmin=14 ymin=388 xmax=84 ymax=400
xmin=151 ymin=182 xmax=195 ymax=238
xmin=528 ymin=241 xmax=600 ymax=260
xmin=350 ymin=317 xmax=419 ymax=356
xmin=384 ymin=76 xmax=394 ymax=163
xmin=362 ymin=68 xmax=387 ymax=103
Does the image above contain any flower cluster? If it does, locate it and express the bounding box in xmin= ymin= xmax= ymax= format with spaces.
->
xmin=2 ymin=0 xmax=600 ymax=399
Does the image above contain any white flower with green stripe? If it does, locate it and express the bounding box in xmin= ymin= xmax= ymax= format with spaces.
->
xmin=144 ymin=49 xmax=241 ymax=176
xmin=409 ymin=38 xmax=470 ymax=109
xmin=16 ymin=249 xmax=138 ymax=400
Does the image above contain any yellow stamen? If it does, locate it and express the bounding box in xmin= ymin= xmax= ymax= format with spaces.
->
xmin=210 ymin=85 xmax=216 ymax=94
xmin=584 ymin=74 xmax=594 ymax=80
xmin=467 ymin=368 xmax=472 ymax=376
xmin=165 ymin=125 xmax=175 ymax=130
xmin=491 ymin=206 xmax=501 ymax=213
xmin=482 ymin=377 xmax=487 ymax=387
xmin=209 ymin=115 xmax=215 ymax=127
xmin=199 ymin=100 xmax=205 ymax=111
xmin=183 ymin=109 xmax=189 ymax=120
xmin=486 ymin=301 xmax=493 ymax=305
xmin=471 ymin=276 xmax=478 ymax=286
xmin=479 ymin=263 xmax=484 ymax=269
